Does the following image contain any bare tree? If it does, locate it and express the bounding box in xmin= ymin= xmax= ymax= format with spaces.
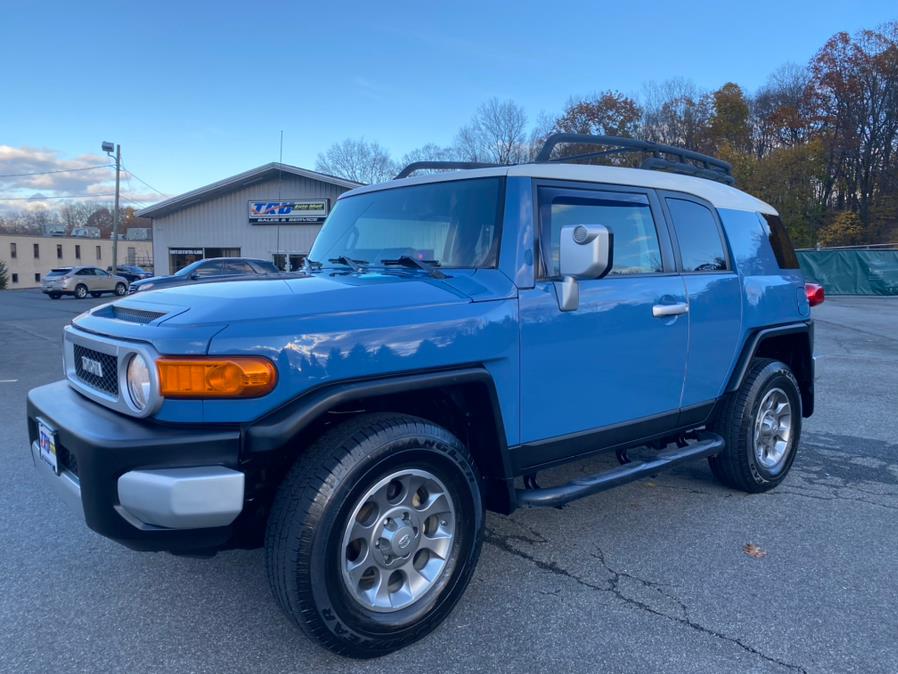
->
xmin=527 ymin=111 xmax=557 ymax=160
xmin=396 ymin=144 xmax=460 ymax=175
xmin=455 ymin=98 xmax=528 ymax=164
xmin=59 ymin=201 xmax=95 ymax=234
xmin=316 ymin=138 xmax=398 ymax=184
xmin=751 ymin=63 xmax=815 ymax=157
xmin=641 ymin=78 xmax=713 ymax=150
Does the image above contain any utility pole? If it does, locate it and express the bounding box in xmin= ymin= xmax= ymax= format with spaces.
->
xmin=102 ymin=141 xmax=121 ymax=274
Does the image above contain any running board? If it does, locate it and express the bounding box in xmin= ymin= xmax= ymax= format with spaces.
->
xmin=515 ymin=432 xmax=725 ymax=508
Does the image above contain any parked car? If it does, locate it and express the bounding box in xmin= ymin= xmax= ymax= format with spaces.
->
xmin=128 ymin=257 xmax=279 ymax=293
xmin=108 ymin=264 xmax=153 ymax=284
xmin=27 ymin=134 xmax=822 ymax=658
xmin=41 ymin=266 xmax=129 ymax=299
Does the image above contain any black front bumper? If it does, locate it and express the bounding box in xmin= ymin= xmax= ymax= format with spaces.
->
xmin=27 ymin=380 xmax=242 ymax=552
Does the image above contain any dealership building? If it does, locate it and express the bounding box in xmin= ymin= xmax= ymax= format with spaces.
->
xmin=138 ymin=163 xmax=360 ymax=275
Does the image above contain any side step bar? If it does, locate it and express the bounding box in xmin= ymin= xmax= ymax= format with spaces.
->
xmin=515 ymin=432 xmax=725 ymax=508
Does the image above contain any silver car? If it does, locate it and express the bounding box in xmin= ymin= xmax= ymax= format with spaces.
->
xmin=42 ymin=266 xmax=129 ymax=300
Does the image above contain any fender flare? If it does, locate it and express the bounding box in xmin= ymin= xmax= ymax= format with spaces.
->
xmin=244 ymin=367 xmax=515 ymax=513
xmin=726 ymin=321 xmax=814 ymax=416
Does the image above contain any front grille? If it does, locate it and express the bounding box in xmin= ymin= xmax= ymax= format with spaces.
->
xmin=73 ymin=344 xmax=118 ymax=395
xmin=110 ymin=306 xmax=165 ymax=324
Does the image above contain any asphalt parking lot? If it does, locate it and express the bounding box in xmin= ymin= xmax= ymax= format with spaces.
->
xmin=0 ymin=289 xmax=896 ymax=673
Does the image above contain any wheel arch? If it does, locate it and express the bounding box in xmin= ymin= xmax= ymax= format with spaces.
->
xmin=726 ymin=322 xmax=814 ymax=417
xmin=245 ymin=368 xmax=515 ymax=514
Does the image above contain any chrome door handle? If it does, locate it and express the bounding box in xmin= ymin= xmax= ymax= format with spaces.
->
xmin=652 ymin=302 xmax=689 ymax=318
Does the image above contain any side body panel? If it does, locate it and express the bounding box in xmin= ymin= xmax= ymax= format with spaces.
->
xmin=718 ymin=208 xmax=809 ymax=337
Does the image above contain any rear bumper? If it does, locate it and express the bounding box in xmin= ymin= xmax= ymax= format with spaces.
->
xmin=27 ymin=380 xmax=244 ymax=552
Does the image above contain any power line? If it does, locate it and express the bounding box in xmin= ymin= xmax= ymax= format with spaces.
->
xmin=0 ymin=163 xmax=114 ymax=178
xmin=0 ymin=193 xmax=118 ymax=201
xmin=121 ymin=164 xmax=167 ymax=196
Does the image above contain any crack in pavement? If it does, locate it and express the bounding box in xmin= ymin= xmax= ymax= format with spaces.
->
xmin=484 ymin=528 xmax=807 ymax=673
xmin=766 ymin=486 xmax=898 ymax=512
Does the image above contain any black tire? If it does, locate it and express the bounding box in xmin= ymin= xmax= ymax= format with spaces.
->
xmin=265 ymin=413 xmax=484 ymax=658
xmin=74 ymin=284 xmax=88 ymax=299
xmin=115 ymin=283 xmax=127 ymax=296
xmin=90 ymin=292 xmax=102 ymax=298
xmin=49 ymin=293 xmax=61 ymax=300
xmin=709 ymin=358 xmax=802 ymax=492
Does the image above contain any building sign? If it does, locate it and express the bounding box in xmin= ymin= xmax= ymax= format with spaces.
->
xmin=248 ymin=199 xmax=329 ymax=224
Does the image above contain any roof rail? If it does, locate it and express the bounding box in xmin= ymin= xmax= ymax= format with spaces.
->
xmin=535 ymin=133 xmax=735 ymax=185
xmin=394 ymin=161 xmax=501 ymax=180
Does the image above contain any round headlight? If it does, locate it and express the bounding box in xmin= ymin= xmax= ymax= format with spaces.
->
xmin=127 ymin=354 xmax=152 ymax=410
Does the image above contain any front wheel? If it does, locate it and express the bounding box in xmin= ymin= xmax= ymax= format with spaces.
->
xmin=709 ymin=358 xmax=802 ymax=492
xmin=265 ymin=413 xmax=484 ymax=658
xmin=115 ymin=282 xmax=127 ymax=296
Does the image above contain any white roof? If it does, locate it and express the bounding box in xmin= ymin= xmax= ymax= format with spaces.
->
xmin=342 ymin=163 xmax=777 ymax=215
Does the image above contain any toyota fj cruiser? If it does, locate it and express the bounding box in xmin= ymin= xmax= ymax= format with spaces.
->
xmin=27 ymin=134 xmax=821 ymax=658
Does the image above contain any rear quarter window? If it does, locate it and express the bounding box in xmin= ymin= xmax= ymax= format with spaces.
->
xmin=665 ymin=198 xmax=728 ymax=272
xmin=761 ymin=213 xmax=800 ymax=269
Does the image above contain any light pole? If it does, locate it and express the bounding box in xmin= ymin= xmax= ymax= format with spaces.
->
xmin=102 ymin=141 xmax=121 ymax=274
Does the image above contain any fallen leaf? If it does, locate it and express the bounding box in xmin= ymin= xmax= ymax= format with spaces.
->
xmin=743 ymin=543 xmax=767 ymax=559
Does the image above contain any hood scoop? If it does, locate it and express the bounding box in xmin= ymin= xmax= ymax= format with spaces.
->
xmin=94 ymin=304 xmax=167 ymax=325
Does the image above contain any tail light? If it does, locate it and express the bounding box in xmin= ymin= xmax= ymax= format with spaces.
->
xmin=805 ymin=283 xmax=825 ymax=307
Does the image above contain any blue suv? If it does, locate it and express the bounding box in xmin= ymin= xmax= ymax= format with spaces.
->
xmin=27 ymin=135 xmax=821 ymax=657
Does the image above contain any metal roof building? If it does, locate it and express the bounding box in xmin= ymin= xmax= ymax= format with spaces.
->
xmin=138 ymin=163 xmax=360 ymax=275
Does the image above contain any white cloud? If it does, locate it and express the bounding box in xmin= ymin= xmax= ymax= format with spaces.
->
xmin=0 ymin=145 xmax=159 ymax=215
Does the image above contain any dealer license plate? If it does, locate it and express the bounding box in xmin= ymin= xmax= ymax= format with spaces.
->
xmin=38 ymin=420 xmax=59 ymax=474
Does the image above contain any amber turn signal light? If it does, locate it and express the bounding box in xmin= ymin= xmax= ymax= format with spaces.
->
xmin=157 ymin=357 xmax=277 ymax=398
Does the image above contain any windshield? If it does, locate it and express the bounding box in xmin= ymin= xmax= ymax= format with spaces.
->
xmin=309 ymin=178 xmax=503 ymax=270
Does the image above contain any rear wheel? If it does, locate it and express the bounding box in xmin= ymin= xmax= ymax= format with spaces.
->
xmin=74 ymin=284 xmax=88 ymax=299
xmin=265 ymin=413 xmax=484 ymax=658
xmin=709 ymin=358 xmax=802 ymax=492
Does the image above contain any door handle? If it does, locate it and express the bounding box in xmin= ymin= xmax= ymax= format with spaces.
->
xmin=652 ymin=302 xmax=689 ymax=318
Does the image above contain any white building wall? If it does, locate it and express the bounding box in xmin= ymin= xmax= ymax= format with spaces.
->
xmin=151 ymin=174 xmax=349 ymax=275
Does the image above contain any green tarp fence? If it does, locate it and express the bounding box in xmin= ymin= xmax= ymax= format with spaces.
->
xmin=797 ymin=250 xmax=898 ymax=295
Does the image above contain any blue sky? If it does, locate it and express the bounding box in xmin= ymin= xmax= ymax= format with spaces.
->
xmin=1 ymin=0 xmax=896 ymax=208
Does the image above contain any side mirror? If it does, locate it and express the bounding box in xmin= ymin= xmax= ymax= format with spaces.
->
xmin=557 ymin=224 xmax=613 ymax=311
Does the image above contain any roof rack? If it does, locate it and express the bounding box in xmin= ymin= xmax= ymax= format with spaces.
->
xmin=535 ymin=133 xmax=735 ymax=185
xmin=392 ymin=134 xmax=735 ymax=186
xmin=394 ymin=161 xmax=500 ymax=179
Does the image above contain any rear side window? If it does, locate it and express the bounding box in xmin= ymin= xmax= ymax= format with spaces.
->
xmin=540 ymin=192 xmax=662 ymax=277
xmin=666 ymin=198 xmax=728 ymax=272
xmin=761 ymin=214 xmax=800 ymax=269
xmin=195 ymin=261 xmax=224 ymax=277
xmin=224 ymin=260 xmax=255 ymax=274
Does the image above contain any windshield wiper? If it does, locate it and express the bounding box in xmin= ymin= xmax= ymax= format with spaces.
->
xmin=303 ymin=258 xmax=323 ymax=271
xmin=328 ymin=256 xmax=368 ymax=272
xmin=381 ymin=256 xmax=446 ymax=279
